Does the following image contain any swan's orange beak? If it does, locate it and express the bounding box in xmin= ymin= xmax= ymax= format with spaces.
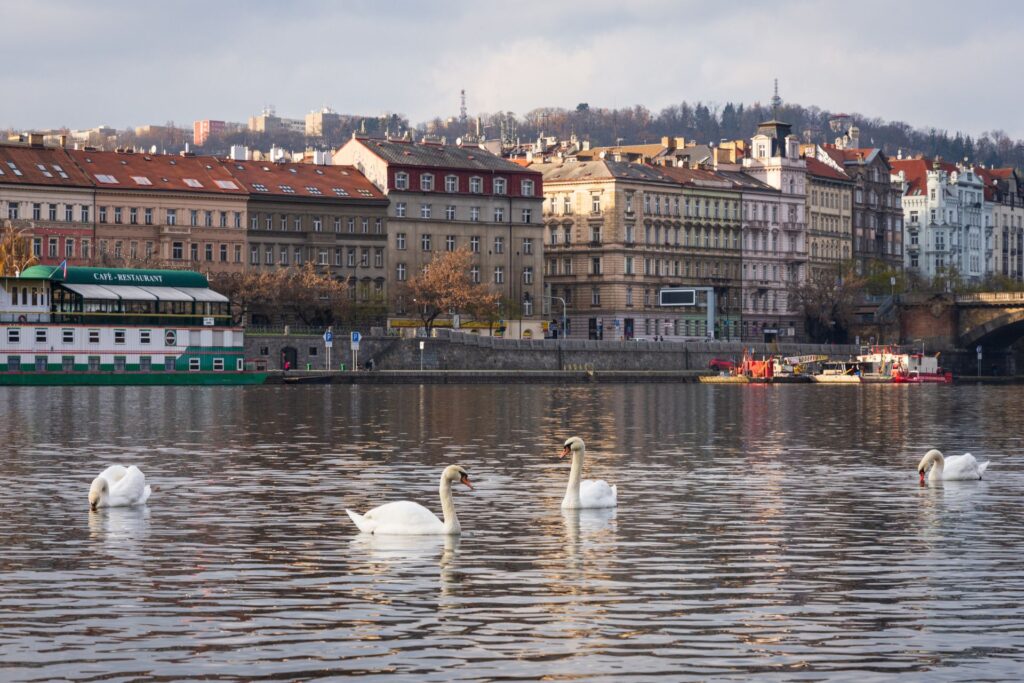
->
xmin=460 ymin=474 xmax=474 ymax=490
xmin=560 ymin=446 xmax=570 ymax=458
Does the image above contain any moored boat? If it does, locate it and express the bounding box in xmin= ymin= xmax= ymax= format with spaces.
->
xmin=1 ymin=265 xmax=266 ymax=385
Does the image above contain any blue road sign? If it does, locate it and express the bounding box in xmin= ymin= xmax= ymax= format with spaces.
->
xmin=324 ymin=330 xmax=333 ymax=343
xmin=351 ymin=331 xmax=362 ymax=344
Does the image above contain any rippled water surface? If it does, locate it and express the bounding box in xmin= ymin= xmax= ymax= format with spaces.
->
xmin=2 ymin=384 xmax=1024 ymax=681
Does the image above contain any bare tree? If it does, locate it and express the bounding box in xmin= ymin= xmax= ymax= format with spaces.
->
xmin=0 ymin=225 xmax=38 ymax=276
xmin=403 ymin=248 xmax=499 ymax=334
xmin=789 ymin=262 xmax=865 ymax=343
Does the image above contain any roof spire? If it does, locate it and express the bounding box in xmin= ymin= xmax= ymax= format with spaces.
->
xmin=770 ymin=79 xmax=782 ymax=119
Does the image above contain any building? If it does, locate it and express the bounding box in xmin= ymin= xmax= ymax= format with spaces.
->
xmin=225 ymin=159 xmax=389 ymax=307
xmin=248 ymin=108 xmax=304 ymax=136
xmin=64 ymin=148 xmax=250 ymax=273
xmin=305 ymin=108 xmax=343 ymax=139
xmin=734 ymin=116 xmax=809 ymax=340
xmin=814 ymin=131 xmax=903 ymax=274
xmin=193 ymin=120 xmax=225 ymax=146
xmin=0 ymin=142 xmax=97 ymax=267
xmin=891 ymin=157 xmax=987 ymax=282
xmin=335 ymin=137 xmax=545 ymax=332
xmin=802 ymin=156 xmax=854 ymax=276
xmin=977 ymin=167 xmax=1024 ymax=281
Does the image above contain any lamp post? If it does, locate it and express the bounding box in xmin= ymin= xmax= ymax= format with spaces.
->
xmin=545 ymin=295 xmax=567 ymax=339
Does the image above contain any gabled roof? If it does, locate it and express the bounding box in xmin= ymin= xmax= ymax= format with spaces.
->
xmin=706 ymin=169 xmax=776 ymax=193
xmin=573 ymin=143 xmax=665 ymax=161
xmin=352 ymin=137 xmax=539 ymax=175
xmin=223 ymin=160 xmax=385 ymax=201
xmin=534 ymin=159 xmax=677 ymax=185
xmin=890 ymin=158 xmax=957 ymax=196
xmin=65 ymin=149 xmax=248 ymax=195
xmin=805 ymin=157 xmax=852 ymax=182
xmin=0 ymin=143 xmax=94 ymax=188
xmin=654 ymin=165 xmax=735 ymax=189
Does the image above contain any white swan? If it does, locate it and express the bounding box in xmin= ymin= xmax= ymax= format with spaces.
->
xmin=560 ymin=437 xmax=617 ymax=509
xmin=917 ymin=449 xmax=990 ymax=482
xmin=346 ymin=465 xmax=473 ymax=535
xmin=88 ymin=465 xmax=152 ymax=510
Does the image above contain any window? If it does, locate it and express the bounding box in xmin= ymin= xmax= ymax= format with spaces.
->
xmin=625 ymin=256 xmax=635 ymax=275
xmin=395 ymin=202 xmax=406 ymax=218
xmin=347 ymin=247 xmax=356 ymax=267
xmin=471 ymin=265 xmax=480 ymax=283
xmin=446 ymin=235 xmax=456 ymax=251
xmin=397 ymin=263 xmax=407 ymax=281
xmin=375 ymin=248 xmax=383 ymax=268
xmin=64 ymin=239 xmax=74 ymax=258
xmin=470 ymin=206 xmax=480 ymax=222
xmin=494 ymin=236 xmax=504 ymax=254
xmin=521 ymin=178 xmax=536 ymax=196
xmin=190 ymin=243 xmax=199 ymax=261
xmin=591 ymin=195 xmax=601 ymax=213
xmin=397 ymin=233 xmax=407 ymax=250
xmin=81 ymin=239 xmax=90 ymax=259
xmin=34 ymin=328 xmax=47 ymax=343
xmin=523 ymin=266 xmax=534 ymax=284
xmin=591 ymin=287 xmax=601 ymax=306
xmin=64 ymin=204 xmax=73 ymax=221
xmin=494 ymin=207 xmax=505 ymax=222
xmin=361 ymin=218 xmax=368 ymax=233
xmin=220 ymin=244 xmax=228 ymax=262
xmin=470 ymin=176 xmax=483 ymax=193
xmin=48 ymin=238 xmax=58 ymax=258
xmin=88 ymin=329 xmax=100 ymax=344
xmin=189 ymin=209 xmax=198 ymax=226
xmin=420 ymin=204 xmax=432 ymax=219
xmin=375 ymin=218 xmax=382 ymax=234
xmin=420 ymin=173 xmax=434 ymax=191
xmin=421 ymin=234 xmax=432 ymax=251
xmin=250 ymin=247 xmax=259 ymax=265
xmin=360 ymin=248 xmax=369 ymax=267
xmin=205 ymin=244 xmax=213 ymax=261
xmin=205 ymin=210 xmax=213 ymax=227
xmin=470 ymin=235 xmax=480 ymax=253
xmin=172 ymin=242 xmax=183 ymax=260
xmin=523 ymin=238 xmax=533 ymax=255
xmin=493 ymin=177 xmax=507 ymax=194
xmin=445 ymin=175 xmax=459 ymax=192
xmin=114 ymin=207 xmax=123 ymax=224
xmin=166 ymin=209 xmax=177 ymax=225
xmin=188 ymin=357 xmax=201 ymax=372
xmin=313 ymin=216 xmax=322 ymax=232
xmin=522 ymin=208 xmax=532 ymax=223
xmin=62 ymin=329 xmax=75 ymax=344
xmin=395 ymin=172 xmax=409 ymax=190
xmin=445 ymin=205 xmax=456 ymax=220
xmin=591 ymin=257 xmax=602 ymax=275
xmin=494 ymin=266 xmax=505 ymax=284
xmin=7 ymin=328 xmax=19 ymax=344
xmin=113 ymin=329 xmax=126 ymax=345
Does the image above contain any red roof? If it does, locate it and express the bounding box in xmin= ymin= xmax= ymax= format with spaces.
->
xmin=65 ymin=149 xmax=248 ymax=195
xmin=890 ymin=158 xmax=957 ymax=196
xmin=0 ymin=144 xmax=94 ymax=187
xmin=805 ymin=157 xmax=851 ymax=182
xmin=223 ymin=160 xmax=385 ymax=201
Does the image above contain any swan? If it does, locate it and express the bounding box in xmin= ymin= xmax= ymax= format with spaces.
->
xmin=917 ymin=449 xmax=990 ymax=482
xmin=88 ymin=465 xmax=152 ymax=510
xmin=560 ymin=437 xmax=617 ymax=509
xmin=346 ymin=465 xmax=473 ymax=535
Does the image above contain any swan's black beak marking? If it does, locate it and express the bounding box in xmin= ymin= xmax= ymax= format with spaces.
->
xmin=460 ymin=474 xmax=474 ymax=489
xmin=560 ymin=446 xmax=570 ymax=458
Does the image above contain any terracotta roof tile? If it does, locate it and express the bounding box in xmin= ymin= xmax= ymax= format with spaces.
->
xmin=65 ymin=149 xmax=248 ymax=194
xmin=0 ymin=143 xmax=93 ymax=187
xmin=223 ymin=160 xmax=385 ymax=201
xmin=805 ymin=157 xmax=852 ymax=182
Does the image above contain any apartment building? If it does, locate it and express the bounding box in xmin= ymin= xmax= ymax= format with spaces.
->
xmin=803 ymin=157 xmax=854 ymax=276
xmin=335 ymin=137 xmax=544 ymax=327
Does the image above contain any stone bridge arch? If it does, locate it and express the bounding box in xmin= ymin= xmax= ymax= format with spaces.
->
xmin=959 ymin=307 xmax=1024 ymax=349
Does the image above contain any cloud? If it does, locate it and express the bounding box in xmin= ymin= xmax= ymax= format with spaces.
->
xmin=1 ymin=0 xmax=1022 ymax=139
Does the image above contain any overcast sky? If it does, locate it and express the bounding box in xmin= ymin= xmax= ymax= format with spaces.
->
xmin=3 ymin=0 xmax=1023 ymax=139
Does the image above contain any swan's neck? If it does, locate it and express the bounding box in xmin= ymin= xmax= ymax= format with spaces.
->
xmin=563 ymin=447 xmax=584 ymax=507
xmin=928 ymin=452 xmax=945 ymax=478
xmin=439 ymin=477 xmax=460 ymax=534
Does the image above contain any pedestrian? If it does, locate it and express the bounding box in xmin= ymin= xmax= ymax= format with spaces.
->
xmin=284 ymin=359 xmax=291 ymax=372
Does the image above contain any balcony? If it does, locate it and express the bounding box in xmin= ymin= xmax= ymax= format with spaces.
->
xmin=589 ymin=240 xmax=603 ymax=247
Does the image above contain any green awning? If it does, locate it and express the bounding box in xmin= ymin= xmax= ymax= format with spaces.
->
xmin=20 ymin=265 xmax=210 ymax=288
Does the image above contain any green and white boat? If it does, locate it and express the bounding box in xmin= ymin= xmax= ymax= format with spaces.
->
xmin=0 ymin=265 xmax=266 ymax=385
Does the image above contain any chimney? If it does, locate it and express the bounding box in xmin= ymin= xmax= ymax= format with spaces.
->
xmin=28 ymin=132 xmax=44 ymax=147
xmin=675 ymin=137 xmax=687 ymax=149
xmin=59 ymin=134 xmax=68 ymax=148
xmin=661 ymin=136 xmax=673 ymax=151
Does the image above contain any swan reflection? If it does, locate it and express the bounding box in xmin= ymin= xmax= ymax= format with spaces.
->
xmin=88 ymin=505 xmax=151 ymax=556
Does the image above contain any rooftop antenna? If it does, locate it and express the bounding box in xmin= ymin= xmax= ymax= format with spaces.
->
xmin=459 ymin=89 xmax=468 ymax=126
xmin=770 ymin=79 xmax=782 ymax=119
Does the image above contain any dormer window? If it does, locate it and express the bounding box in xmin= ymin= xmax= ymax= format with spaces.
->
xmin=394 ymin=172 xmax=409 ymax=190
xmin=420 ymin=173 xmax=434 ymax=191
xmin=493 ymin=177 xmax=507 ymax=195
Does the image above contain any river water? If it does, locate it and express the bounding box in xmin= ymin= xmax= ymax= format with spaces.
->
xmin=1 ymin=384 xmax=1023 ymax=681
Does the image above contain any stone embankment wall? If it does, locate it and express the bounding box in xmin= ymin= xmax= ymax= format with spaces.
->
xmin=246 ymin=330 xmax=857 ymax=372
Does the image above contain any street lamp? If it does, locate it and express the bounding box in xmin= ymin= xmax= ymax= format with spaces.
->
xmin=545 ymin=295 xmax=567 ymax=339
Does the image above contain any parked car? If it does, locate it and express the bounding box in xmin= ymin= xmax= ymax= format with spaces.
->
xmin=709 ymin=358 xmax=736 ymax=372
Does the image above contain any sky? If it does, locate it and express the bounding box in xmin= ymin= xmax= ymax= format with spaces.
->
xmin=3 ymin=0 xmax=1023 ymax=139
